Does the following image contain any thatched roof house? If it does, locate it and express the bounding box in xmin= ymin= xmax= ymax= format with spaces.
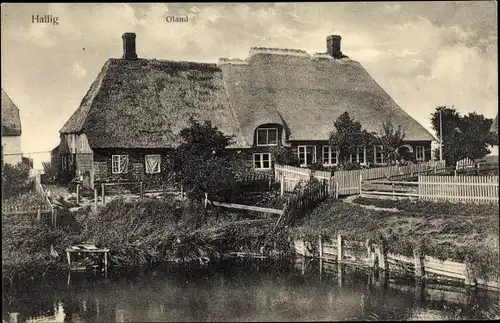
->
xmin=61 ymin=34 xmax=433 ymax=149
xmin=58 ymin=33 xmax=434 ymax=187
xmin=1 ymin=88 xmax=22 ymax=137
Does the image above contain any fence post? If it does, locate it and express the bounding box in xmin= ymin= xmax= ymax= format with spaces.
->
xmin=180 ymin=183 xmax=184 ymax=200
xmin=318 ymin=233 xmax=323 ymax=259
xmin=204 ymin=193 xmax=208 ymax=208
xmin=464 ymin=263 xmax=476 ymax=286
xmin=37 ymin=207 xmax=41 ymax=221
xmin=375 ymin=245 xmax=386 ymax=270
xmin=101 ymin=183 xmax=105 ymax=205
xmin=9 ymin=312 xmax=19 ymax=323
xmin=76 ymin=184 xmax=80 ymax=204
xmin=413 ymin=249 xmax=425 ymax=279
xmin=335 ymin=182 xmax=339 ymax=199
xmin=337 ymin=234 xmax=343 ymax=261
xmin=140 ymin=182 xmax=144 ymax=199
xmin=365 ymin=239 xmax=371 ymax=264
xmin=359 ymin=174 xmax=363 ymax=196
xmin=53 ymin=209 xmax=57 ymax=228
xmin=94 ymin=188 xmax=97 ymax=210
xmin=280 ymin=174 xmax=285 ymax=196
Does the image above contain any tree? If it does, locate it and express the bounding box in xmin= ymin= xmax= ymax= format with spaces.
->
xmin=329 ymin=112 xmax=376 ymax=165
xmin=173 ymin=117 xmax=237 ymax=201
xmin=269 ymin=145 xmax=299 ymax=166
xmin=431 ymin=107 xmax=495 ymax=165
xmin=376 ymin=121 xmax=406 ymax=163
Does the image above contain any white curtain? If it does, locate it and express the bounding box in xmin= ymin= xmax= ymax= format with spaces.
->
xmin=145 ymin=155 xmax=160 ymax=174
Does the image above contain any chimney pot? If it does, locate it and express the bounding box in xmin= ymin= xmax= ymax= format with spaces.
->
xmin=327 ymin=35 xmax=343 ymax=58
xmin=122 ymin=32 xmax=137 ymax=60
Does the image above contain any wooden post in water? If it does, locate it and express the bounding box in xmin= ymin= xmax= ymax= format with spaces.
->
xmin=413 ymin=249 xmax=425 ymax=279
xmin=104 ymin=251 xmax=108 ymax=278
xmin=9 ymin=312 xmax=19 ymax=323
xmin=318 ymin=234 xmax=323 ymax=259
xmin=365 ymin=239 xmax=371 ymax=264
xmin=66 ymin=250 xmax=71 ymax=268
xmin=319 ymin=258 xmax=323 ymax=281
xmin=101 ymin=183 xmax=105 ymax=205
xmin=375 ymin=245 xmax=386 ymax=270
xmin=76 ymin=184 xmax=80 ymax=204
xmin=337 ymin=234 xmax=343 ymax=261
xmin=337 ymin=262 xmax=344 ymax=288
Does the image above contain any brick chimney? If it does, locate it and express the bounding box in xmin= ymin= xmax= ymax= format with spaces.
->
xmin=327 ymin=35 xmax=342 ymax=58
xmin=122 ymin=32 xmax=137 ymax=60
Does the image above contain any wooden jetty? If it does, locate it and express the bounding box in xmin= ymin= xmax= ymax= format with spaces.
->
xmin=65 ymin=243 xmax=110 ymax=276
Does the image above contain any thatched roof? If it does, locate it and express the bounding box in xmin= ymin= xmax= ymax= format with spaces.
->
xmin=490 ymin=114 xmax=498 ymax=134
xmin=61 ymin=44 xmax=434 ymax=149
xmin=219 ymin=52 xmax=434 ymax=142
xmin=1 ymin=89 xmax=22 ymax=136
xmin=60 ymin=59 xmax=247 ymax=148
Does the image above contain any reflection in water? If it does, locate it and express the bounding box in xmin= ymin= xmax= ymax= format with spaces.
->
xmin=3 ymin=257 xmax=499 ymax=322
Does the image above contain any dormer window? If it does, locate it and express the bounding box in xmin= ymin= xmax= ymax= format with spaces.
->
xmin=257 ymin=128 xmax=278 ymax=146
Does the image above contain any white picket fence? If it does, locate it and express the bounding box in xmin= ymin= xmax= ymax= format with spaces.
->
xmin=456 ymin=158 xmax=475 ymax=170
xmin=334 ymin=160 xmax=446 ymax=195
xmin=274 ymin=164 xmax=333 ymax=194
xmin=275 ymin=161 xmax=447 ymax=197
xmin=419 ymin=175 xmax=499 ymax=203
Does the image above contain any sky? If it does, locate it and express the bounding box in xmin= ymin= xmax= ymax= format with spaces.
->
xmin=1 ymin=2 xmax=498 ymax=168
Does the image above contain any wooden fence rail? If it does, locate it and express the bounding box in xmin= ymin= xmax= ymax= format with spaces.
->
xmin=294 ymin=234 xmax=499 ymax=291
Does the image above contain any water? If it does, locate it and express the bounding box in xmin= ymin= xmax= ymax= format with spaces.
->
xmin=3 ymin=257 xmax=499 ymax=322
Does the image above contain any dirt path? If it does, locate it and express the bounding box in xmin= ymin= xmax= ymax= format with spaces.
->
xmin=343 ymin=195 xmax=400 ymax=213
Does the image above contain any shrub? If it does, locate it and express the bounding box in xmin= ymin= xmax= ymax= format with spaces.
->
xmin=269 ymin=146 xmax=299 ymax=166
xmin=2 ymin=163 xmax=32 ymax=199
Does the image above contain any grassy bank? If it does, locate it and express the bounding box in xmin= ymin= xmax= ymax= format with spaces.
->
xmin=2 ymin=198 xmax=289 ymax=286
xmin=291 ymin=197 xmax=499 ymax=281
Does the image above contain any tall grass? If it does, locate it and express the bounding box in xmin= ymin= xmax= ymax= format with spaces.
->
xmin=3 ymin=197 xmax=289 ymax=286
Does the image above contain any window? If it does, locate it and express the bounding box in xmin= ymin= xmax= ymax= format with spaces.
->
xmin=145 ymin=154 xmax=161 ymax=174
xmin=374 ymin=146 xmax=384 ymax=164
xmin=350 ymin=147 xmax=366 ymax=164
xmin=112 ymin=155 xmax=129 ymax=174
xmin=298 ymin=145 xmax=316 ymax=167
xmin=322 ymin=146 xmax=338 ymax=166
xmin=416 ymin=146 xmax=425 ymax=162
xmin=253 ymin=153 xmax=272 ymax=169
xmin=257 ymin=128 xmax=278 ymax=146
